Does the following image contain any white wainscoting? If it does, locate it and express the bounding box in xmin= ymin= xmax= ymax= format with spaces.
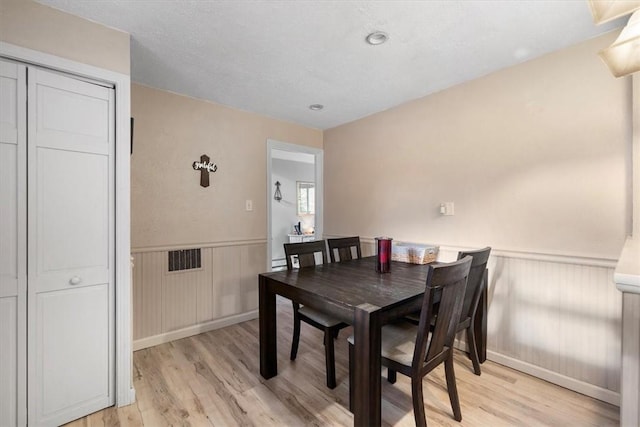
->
xmin=357 ymin=237 xmax=621 ymax=405
xmin=131 ymin=240 xmax=266 ymax=351
xmin=134 ymin=237 xmax=622 ymax=405
xmin=482 ymin=250 xmax=620 ymax=405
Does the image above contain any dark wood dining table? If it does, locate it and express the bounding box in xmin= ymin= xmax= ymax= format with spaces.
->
xmin=258 ymin=256 xmax=486 ymax=426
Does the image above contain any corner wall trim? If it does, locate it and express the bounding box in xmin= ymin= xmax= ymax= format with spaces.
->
xmin=487 ymin=350 xmax=620 ymax=407
xmin=133 ymin=310 xmax=259 ymax=351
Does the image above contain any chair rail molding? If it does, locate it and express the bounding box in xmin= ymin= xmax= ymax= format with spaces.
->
xmin=131 ymin=238 xmax=268 ymax=253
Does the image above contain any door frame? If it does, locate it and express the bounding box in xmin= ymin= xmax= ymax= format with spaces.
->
xmin=0 ymin=42 xmax=134 ymax=408
xmin=266 ymin=139 xmax=323 ymax=271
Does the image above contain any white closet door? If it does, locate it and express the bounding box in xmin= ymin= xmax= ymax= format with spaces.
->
xmin=0 ymin=60 xmax=27 ymax=427
xmin=27 ymin=67 xmax=115 ymax=426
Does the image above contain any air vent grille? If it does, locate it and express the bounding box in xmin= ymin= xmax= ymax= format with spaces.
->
xmin=168 ymin=248 xmax=201 ymax=272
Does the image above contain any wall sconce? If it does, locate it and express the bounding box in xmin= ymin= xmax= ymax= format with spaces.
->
xmin=274 ymin=181 xmax=282 ymax=202
xmin=588 ymin=0 xmax=640 ymax=77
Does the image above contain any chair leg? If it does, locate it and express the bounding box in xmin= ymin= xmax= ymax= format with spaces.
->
xmin=387 ymin=368 xmax=397 ymax=384
xmin=466 ymin=325 xmax=481 ymax=375
xmin=348 ymin=343 xmax=354 ymax=412
xmin=411 ymin=376 xmax=427 ymax=427
xmin=290 ymin=310 xmax=301 ymax=361
xmin=444 ymin=352 xmax=462 ymax=422
xmin=324 ymin=329 xmax=337 ymax=389
xmin=332 ymin=328 xmax=340 ymax=340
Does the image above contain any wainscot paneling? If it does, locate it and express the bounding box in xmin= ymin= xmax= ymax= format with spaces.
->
xmin=132 ymin=251 xmax=162 ymax=340
xmin=132 ymin=241 xmax=266 ymax=350
xmin=353 ymin=237 xmax=621 ymax=405
xmin=484 ymin=251 xmax=620 ymax=405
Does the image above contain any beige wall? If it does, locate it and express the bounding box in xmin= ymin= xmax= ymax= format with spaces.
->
xmin=131 ymin=83 xmax=322 ymax=249
xmin=324 ymin=32 xmax=630 ymax=259
xmin=0 ymin=0 xmax=130 ymax=75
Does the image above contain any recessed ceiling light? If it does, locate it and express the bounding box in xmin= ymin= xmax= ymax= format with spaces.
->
xmin=309 ymin=104 xmax=324 ymax=111
xmin=366 ymin=31 xmax=389 ymax=45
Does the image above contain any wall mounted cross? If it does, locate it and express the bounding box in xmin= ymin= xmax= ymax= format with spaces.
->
xmin=192 ymin=154 xmax=218 ymax=187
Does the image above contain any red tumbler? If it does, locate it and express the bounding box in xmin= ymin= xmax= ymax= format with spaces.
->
xmin=376 ymin=237 xmax=393 ymax=273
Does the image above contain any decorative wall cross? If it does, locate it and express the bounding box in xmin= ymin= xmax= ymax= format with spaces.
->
xmin=192 ymin=154 xmax=218 ymax=187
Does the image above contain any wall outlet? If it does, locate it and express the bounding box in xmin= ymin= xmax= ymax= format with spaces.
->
xmin=440 ymin=202 xmax=454 ymax=216
xmin=245 ymin=199 xmax=253 ymax=211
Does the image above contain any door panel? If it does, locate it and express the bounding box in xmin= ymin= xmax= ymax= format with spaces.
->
xmin=0 ymin=60 xmax=26 ymax=427
xmin=28 ymin=67 xmax=115 ymax=426
xmin=36 ymin=76 xmax=111 ymax=154
xmin=0 ymin=298 xmax=18 ymax=426
xmin=37 ymin=285 xmax=110 ymax=422
xmin=0 ymin=61 xmax=18 ymax=144
xmin=0 ymin=143 xmax=18 ymax=297
xmin=36 ymin=148 xmax=110 ymax=292
xmin=0 ymin=61 xmax=23 ymax=297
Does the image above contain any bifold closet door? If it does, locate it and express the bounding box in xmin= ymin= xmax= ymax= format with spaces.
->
xmin=27 ymin=67 xmax=115 ymax=426
xmin=0 ymin=60 xmax=27 ymax=427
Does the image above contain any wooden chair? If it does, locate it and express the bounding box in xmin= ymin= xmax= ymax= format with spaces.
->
xmin=454 ymin=247 xmax=491 ymax=375
xmin=405 ymin=246 xmax=491 ymax=375
xmin=327 ymin=236 xmax=362 ymax=263
xmin=348 ymin=256 xmax=472 ymax=427
xmin=284 ymin=240 xmax=349 ymax=389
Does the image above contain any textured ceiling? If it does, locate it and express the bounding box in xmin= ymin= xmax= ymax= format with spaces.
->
xmin=36 ymin=1 xmax=623 ymax=130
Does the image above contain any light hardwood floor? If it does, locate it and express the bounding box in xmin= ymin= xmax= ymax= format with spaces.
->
xmin=66 ymin=297 xmax=619 ymax=426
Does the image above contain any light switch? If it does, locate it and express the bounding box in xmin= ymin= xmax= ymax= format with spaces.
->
xmin=245 ymin=199 xmax=253 ymax=211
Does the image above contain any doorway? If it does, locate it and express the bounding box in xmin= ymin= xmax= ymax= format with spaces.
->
xmin=266 ymin=139 xmax=323 ymax=271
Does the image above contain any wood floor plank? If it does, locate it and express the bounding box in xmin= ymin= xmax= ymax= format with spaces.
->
xmin=65 ymin=297 xmax=619 ymax=426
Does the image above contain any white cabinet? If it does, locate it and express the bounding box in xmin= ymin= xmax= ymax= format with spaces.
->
xmin=288 ymin=234 xmax=315 ymax=243
xmin=0 ymin=59 xmax=115 ymax=426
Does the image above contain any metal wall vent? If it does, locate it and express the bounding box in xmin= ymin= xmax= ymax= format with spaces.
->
xmin=168 ymin=248 xmax=201 ymax=272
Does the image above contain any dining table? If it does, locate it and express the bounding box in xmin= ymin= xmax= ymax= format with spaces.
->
xmin=258 ymin=255 xmax=486 ymax=426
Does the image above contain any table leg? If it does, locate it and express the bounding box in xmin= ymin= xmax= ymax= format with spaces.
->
xmin=473 ymin=269 xmax=488 ymax=363
xmin=353 ymin=303 xmax=382 ymax=426
xmin=259 ymin=276 xmax=277 ymax=379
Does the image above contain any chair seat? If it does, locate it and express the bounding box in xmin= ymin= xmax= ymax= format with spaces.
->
xmin=298 ymin=305 xmax=344 ymax=327
xmin=347 ymin=320 xmax=420 ymax=367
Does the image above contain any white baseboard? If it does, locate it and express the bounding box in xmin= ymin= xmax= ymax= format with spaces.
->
xmin=452 ymin=339 xmax=619 ymax=406
xmin=115 ymin=387 xmax=136 ymax=407
xmin=128 ymin=388 xmax=136 ymax=406
xmin=487 ymin=350 xmax=620 ymax=407
xmin=133 ymin=310 xmax=259 ymax=351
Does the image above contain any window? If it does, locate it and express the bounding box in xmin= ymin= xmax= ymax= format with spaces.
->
xmin=297 ymin=181 xmax=315 ymax=215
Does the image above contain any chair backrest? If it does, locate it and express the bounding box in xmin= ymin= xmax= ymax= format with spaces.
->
xmin=413 ymin=256 xmax=472 ymax=369
xmin=327 ymin=236 xmax=362 ymax=263
xmin=456 ymin=247 xmax=491 ymax=322
xmin=283 ymin=240 xmax=328 ymax=270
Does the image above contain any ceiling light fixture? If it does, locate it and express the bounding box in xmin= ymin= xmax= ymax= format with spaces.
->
xmin=366 ymin=31 xmax=389 ymax=45
xmin=588 ymin=0 xmax=640 ymax=77
xmin=309 ymin=104 xmax=324 ymax=111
